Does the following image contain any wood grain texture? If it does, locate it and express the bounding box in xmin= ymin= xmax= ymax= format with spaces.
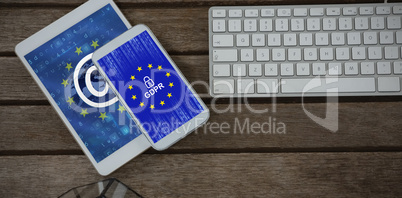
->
xmin=0 ymin=153 xmax=401 ymax=197
xmin=1 ymin=102 xmax=401 ymax=152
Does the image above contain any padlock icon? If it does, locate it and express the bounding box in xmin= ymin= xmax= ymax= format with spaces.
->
xmin=143 ymin=76 xmax=155 ymax=89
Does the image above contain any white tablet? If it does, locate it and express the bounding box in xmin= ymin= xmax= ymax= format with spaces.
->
xmin=15 ymin=0 xmax=150 ymax=175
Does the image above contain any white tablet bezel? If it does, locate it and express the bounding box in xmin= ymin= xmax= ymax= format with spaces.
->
xmin=92 ymin=24 xmax=210 ymax=151
xmin=15 ymin=0 xmax=150 ymax=176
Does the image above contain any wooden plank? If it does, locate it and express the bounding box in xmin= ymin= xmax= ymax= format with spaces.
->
xmin=0 ymin=153 xmax=401 ymax=197
xmin=1 ymin=102 xmax=402 ymax=152
xmin=0 ymin=56 xmax=209 ymax=101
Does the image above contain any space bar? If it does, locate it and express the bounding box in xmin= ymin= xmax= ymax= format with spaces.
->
xmin=281 ymin=78 xmax=376 ymax=93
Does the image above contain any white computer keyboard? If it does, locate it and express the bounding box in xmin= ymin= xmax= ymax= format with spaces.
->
xmin=209 ymin=3 xmax=402 ymax=97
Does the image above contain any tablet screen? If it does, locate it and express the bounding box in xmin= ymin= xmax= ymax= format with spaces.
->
xmin=97 ymin=31 xmax=204 ymax=143
xmin=23 ymin=4 xmax=141 ymax=163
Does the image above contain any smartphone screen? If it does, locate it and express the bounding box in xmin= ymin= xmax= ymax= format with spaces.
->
xmin=22 ymin=4 xmax=142 ymax=163
xmin=96 ymin=30 xmax=205 ymax=144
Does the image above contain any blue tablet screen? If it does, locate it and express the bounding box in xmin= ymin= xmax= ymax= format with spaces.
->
xmin=97 ymin=31 xmax=204 ymax=143
xmin=24 ymin=4 xmax=141 ymax=163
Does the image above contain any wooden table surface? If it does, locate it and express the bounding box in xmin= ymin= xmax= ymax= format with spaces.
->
xmin=1 ymin=0 xmax=402 ymax=197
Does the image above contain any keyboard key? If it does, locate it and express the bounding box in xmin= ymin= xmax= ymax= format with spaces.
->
xmin=275 ymin=19 xmax=289 ymax=31
xmin=245 ymin=9 xmax=258 ymax=17
xmin=256 ymin=49 xmax=270 ymax=61
xmin=312 ymin=63 xmax=326 ymax=75
xmin=213 ymin=49 xmax=237 ymax=62
xmin=294 ymin=8 xmax=308 ymax=16
xmin=249 ymin=64 xmax=262 ymax=76
xmin=394 ymin=62 xmax=402 ymax=74
xmin=252 ymin=34 xmax=265 ymax=46
xmin=339 ymin=18 xmax=352 ymax=30
xmin=332 ymin=33 xmax=345 ymax=45
xmin=261 ymin=9 xmax=275 ymax=17
xmin=327 ymin=8 xmax=341 ymax=16
xmin=360 ymin=7 xmax=374 ymax=15
xmin=272 ymin=48 xmax=286 ymax=61
xmin=304 ymin=48 xmax=318 ymax=61
xmin=284 ymin=33 xmax=297 ymax=46
xmin=347 ymin=32 xmax=361 ymax=45
xmin=281 ymin=63 xmax=294 ymax=76
xmin=398 ymin=31 xmax=402 ymax=44
xmin=267 ymin=34 xmax=281 ymax=46
xmin=393 ymin=6 xmax=402 ymax=14
xmin=277 ymin=9 xmax=291 ymax=17
xmin=385 ymin=47 xmax=399 ymax=60
xmin=213 ymin=35 xmax=234 ymax=47
xmin=376 ymin=6 xmax=391 ymax=15
xmin=244 ymin=19 xmax=257 ymax=32
xmin=213 ymin=79 xmax=234 ymax=94
xmin=300 ymin=33 xmax=313 ymax=46
xmin=212 ymin=10 xmax=226 ymax=18
xmin=228 ymin=20 xmax=242 ymax=32
xmin=387 ymin=16 xmax=401 ymax=29
xmin=328 ymin=63 xmax=342 ymax=75
xmin=380 ymin=32 xmax=394 ymax=44
xmin=212 ymin=20 xmax=225 ymax=32
xmin=296 ymin=63 xmax=310 ymax=76
xmin=241 ymin=49 xmax=254 ymax=61
xmin=237 ymin=34 xmax=250 ymax=47
xmin=257 ymin=79 xmax=279 ymax=93
xmin=361 ymin=62 xmax=375 ymax=75
xmin=336 ymin=47 xmax=350 ymax=60
xmin=213 ymin=64 xmax=230 ymax=77
xmin=237 ymin=79 xmax=255 ymax=93
xmin=233 ymin=64 xmax=247 ymax=76
xmin=371 ymin=17 xmax=385 ymax=30
xmin=281 ymin=78 xmax=375 ymax=93
xmin=310 ymin=8 xmax=324 ymax=16
xmin=288 ymin=48 xmax=302 ymax=61
xmin=323 ymin=18 xmax=336 ymax=30
xmin=291 ymin=19 xmax=305 ymax=31
xmin=260 ymin=19 xmax=273 ymax=32
xmin=265 ymin=64 xmax=278 ymax=76
xmin=320 ymin=48 xmax=334 ymax=60
xmin=368 ymin=47 xmax=382 ymax=60
xmin=229 ymin=9 xmax=242 ymax=17
xmin=352 ymin=47 xmax=366 ymax=60
xmin=355 ymin=17 xmax=369 ymax=30
xmin=344 ymin=62 xmax=359 ymax=75
xmin=377 ymin=62 xmax=391 ymax=74
xmin=307 ymin=18 xmax=320 ymax=31
xmin=343 ymin=7 xmax=357 ymax=15
xmin=316 ymin=33 xmax=329 ymax=46
xmin=364 ymin=32 xmax=378 ymax=45
xmin=378 ymin=77 xmax=400 ymax=92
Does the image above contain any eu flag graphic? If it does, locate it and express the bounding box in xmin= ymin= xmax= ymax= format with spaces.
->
xmin=98 ymin=31 xmax=204 ymax=143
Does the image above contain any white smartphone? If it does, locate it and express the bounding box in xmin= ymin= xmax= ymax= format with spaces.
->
xmin=92 ymin=24 xmax=210 ymax=150
xmin=15 ymin=0 xmax=150 ymax=175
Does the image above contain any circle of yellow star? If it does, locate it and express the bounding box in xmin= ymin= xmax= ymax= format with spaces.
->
xmin=132 ymin=95 xmax=137 ymax=100
xmin=65 ymin=63 xmax=73 ymax=71
xmin=167 ymin=93 xmax=172 ymax=98
xmin=169 ymin=82 xmax=174 ymax=88
xmin=160 ymin=101 xmax=165 ymax=106
xmin=75 ymin=47 xmax=83 ymax=55
xmin=117 ymin=105 xmax=126 ymax=113
xmin=91 ymin=40 xmax=99 ymax=49
xmin=137 ymin=67 xmax=142 ymax=72
xmin=150 ymin=104 xmax=155 ymax=109
xmin=130 ymin=75 xmax=135 ymax=80
xmin=128 ymin=85 xmax=133 ymax=90
xmin=99 ymin=112 xmax=108 ymax=121
xmin=80 ymin=108 xmax=89 ymax=117
xmin=148 ymin=64 xmax=153 ymax=69
xmin=61 ymin=79 xmax=69 ymax=87
xmin=166 ymin=72 xmax=171 ymax=77
xmin=66 ymin=97 xmax=74 ymax=105
xmin=157 ymin=65 xmax=162 ymax=70
xmin=140 ymin=102 xmax=144 ymax=107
